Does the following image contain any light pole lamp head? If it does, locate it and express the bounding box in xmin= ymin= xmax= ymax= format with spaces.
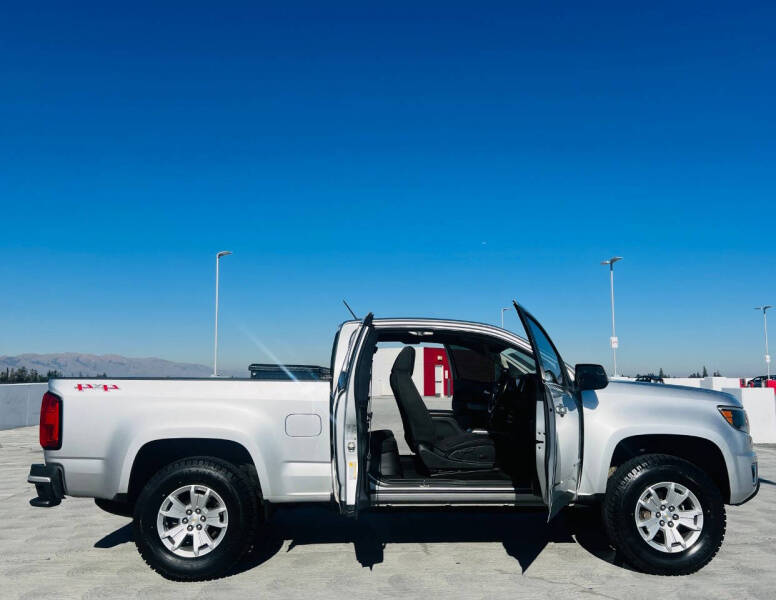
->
xmin=601 ymin=256 xmax=623 ymax=266
xmin=217 ymin=251 xmax=233 ymax=259
xmin=754 ymin=305 xmax=773 ymax=313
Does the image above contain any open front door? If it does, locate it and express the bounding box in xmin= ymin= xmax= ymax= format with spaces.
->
xmin=330 ymin=313 xmax=374 ymax=517
xmin=513 ymin=301 xmax=582 ymax=520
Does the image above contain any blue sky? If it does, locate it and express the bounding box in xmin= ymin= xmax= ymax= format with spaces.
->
xmin=1 ymin=2 xmax=775 ymax=376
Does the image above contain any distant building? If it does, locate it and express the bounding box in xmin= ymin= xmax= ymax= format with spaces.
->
xmin=371 ymin=346 xmax=452 ymax=399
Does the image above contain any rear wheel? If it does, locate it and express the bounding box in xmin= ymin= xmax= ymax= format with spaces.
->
xmin=603 ymin=454 xmax=725 ymax=575
xmin=133 ymin=457 xmax=260 ymax=581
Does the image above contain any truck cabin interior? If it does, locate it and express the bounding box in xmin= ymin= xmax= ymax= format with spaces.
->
xmin=363 ymin=328 xmax=542 ymax=491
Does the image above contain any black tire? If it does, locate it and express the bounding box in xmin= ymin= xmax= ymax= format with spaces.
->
xmin=603 ymin=453 xmax=725 ymax=575
xmin=133 ymin=457 xmax=261 ymax=581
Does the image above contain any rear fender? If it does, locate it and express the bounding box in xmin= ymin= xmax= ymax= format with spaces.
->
xmin=116 ymin=426 xmax=270 ymax=499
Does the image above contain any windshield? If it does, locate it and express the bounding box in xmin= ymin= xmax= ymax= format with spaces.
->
xmin=499 ymin=347 xmax=537 ymax=376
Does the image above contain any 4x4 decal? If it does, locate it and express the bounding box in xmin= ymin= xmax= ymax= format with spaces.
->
xmin=74 ymin=383 xmax=119 ymax=391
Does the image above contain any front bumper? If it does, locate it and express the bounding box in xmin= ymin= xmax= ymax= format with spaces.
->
xmin=738 ymin=477 xmax=761 ymax=505
xmin=28 ymin=463 xmax=65 ymax=507
xmin=730 ymin=460 xmax=760 ymax=506
xmin=729 ymin=451 xmax=760 ymax=505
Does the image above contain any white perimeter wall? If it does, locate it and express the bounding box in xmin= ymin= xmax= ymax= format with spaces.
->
xmin=663 ymin=377 xmax=742 ymax=391
xmin=0 ymin=383 xmax=47 ymax=430
xmin=372 ymin=347 xmax=427 ymax=397
xmin=702 ymin=377 xmax=745 ymax=391
xmin=723 ymin=388 xmax=776 ymax=444
xmin=663 ymin=377 xmax=703 ymax=388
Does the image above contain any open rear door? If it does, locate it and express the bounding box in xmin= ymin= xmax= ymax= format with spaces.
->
xmin=330 ymin=313 xmax=374 ymax=517
xmin=513 ymin=301 xmax=582 ymax=520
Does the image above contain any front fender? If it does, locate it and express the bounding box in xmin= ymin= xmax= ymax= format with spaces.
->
xmin=579 ymin=423 xmax=734 ymax=497
xmin=578 ymin=385 xmax=748 ymax=500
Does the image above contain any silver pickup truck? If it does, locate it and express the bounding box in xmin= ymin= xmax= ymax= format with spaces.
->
xmin=28 ymin=304 xmax=759 ymax=580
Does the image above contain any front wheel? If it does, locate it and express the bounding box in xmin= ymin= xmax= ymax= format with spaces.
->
xmin=603 ymin=454 xmax=725 ymax=575
xmin=133 ymin=457 xmax=261 ymax=581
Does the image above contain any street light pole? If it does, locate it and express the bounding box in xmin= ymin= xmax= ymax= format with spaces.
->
xmin=501 ymin=307 xmax=510 ymax=329
xmin=601 ymin=256 xmax=623 ymax=377
xmin=754 ymin=305 xmax=773 ymax=380
xmin=213 ymin=251 xmax=233 ymax=377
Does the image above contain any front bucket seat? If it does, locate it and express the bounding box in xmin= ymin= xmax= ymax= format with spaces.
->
xmin=389 ymin=346 xmax=496 ymax=472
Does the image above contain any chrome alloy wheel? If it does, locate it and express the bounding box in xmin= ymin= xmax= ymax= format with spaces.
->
xmin=634 ymin=481 xmax=704 ymax=553
xmin=156 ymin=484 xmax=229 ymax=558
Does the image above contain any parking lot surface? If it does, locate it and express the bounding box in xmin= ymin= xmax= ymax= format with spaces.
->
xmin=1 ymin=425 xmax=774 ymax=600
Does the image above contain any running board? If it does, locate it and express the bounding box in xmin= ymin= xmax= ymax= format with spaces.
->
xmin=371 ymin=484 xmax=545 ymax=507
xmin=372 ymin=491 xmax=545 ymax=506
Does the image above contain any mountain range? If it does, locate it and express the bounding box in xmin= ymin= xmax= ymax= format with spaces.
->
xmin=0 ymin=353 xmax=244 ymax=378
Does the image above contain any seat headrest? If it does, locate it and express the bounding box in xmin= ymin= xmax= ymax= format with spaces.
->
xmin=391 ymin=346 xmax=415 ymax=375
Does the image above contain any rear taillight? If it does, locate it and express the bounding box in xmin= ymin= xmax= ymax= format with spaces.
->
xmin=39 ymin=392 xmax=62 ymax=450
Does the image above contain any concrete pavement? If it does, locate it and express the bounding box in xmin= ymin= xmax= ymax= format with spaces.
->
xmin=1 ymin=425 xmax=774 ymax=599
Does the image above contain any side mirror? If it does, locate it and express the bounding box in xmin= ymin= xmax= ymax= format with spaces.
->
xmin=575 ymin=364 xmax=608 ymax=391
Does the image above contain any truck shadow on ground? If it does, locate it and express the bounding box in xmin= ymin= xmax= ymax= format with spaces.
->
xmin=232 ymin=504 xmax=624 ymax=576
xmin=94 ymin=505 xmax=625 ymax=576
xmin=94 ymin=523 xmax=133 ymax=548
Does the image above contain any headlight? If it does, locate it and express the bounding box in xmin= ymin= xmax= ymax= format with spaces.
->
xmin=718 ymin=406 xmax=750 ymax=434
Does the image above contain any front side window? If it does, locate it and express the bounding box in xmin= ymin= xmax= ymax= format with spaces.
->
xmin=524 ymin=317 xmax=566 ymax=385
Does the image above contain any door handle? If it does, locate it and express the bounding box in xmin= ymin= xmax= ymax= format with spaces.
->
xmin=555 ymin=403 xmax=567 ymax=416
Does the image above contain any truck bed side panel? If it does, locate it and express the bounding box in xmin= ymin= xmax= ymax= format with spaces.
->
xmin=44 ymin=379 xmax=331 ymax=503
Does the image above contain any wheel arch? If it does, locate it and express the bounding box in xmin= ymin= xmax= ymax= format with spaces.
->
xmin=607 ymin=434 xmax=730 ymax=503
xmin=122 ymin=436 xmax=267 ymax=503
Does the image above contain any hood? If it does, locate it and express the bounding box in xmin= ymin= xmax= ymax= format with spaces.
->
xmin=597 ymin=380 xmax=741 ymax=408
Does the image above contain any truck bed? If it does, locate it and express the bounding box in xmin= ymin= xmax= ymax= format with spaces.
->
xmin=44 ymin=377 xmax=332 ymax=503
